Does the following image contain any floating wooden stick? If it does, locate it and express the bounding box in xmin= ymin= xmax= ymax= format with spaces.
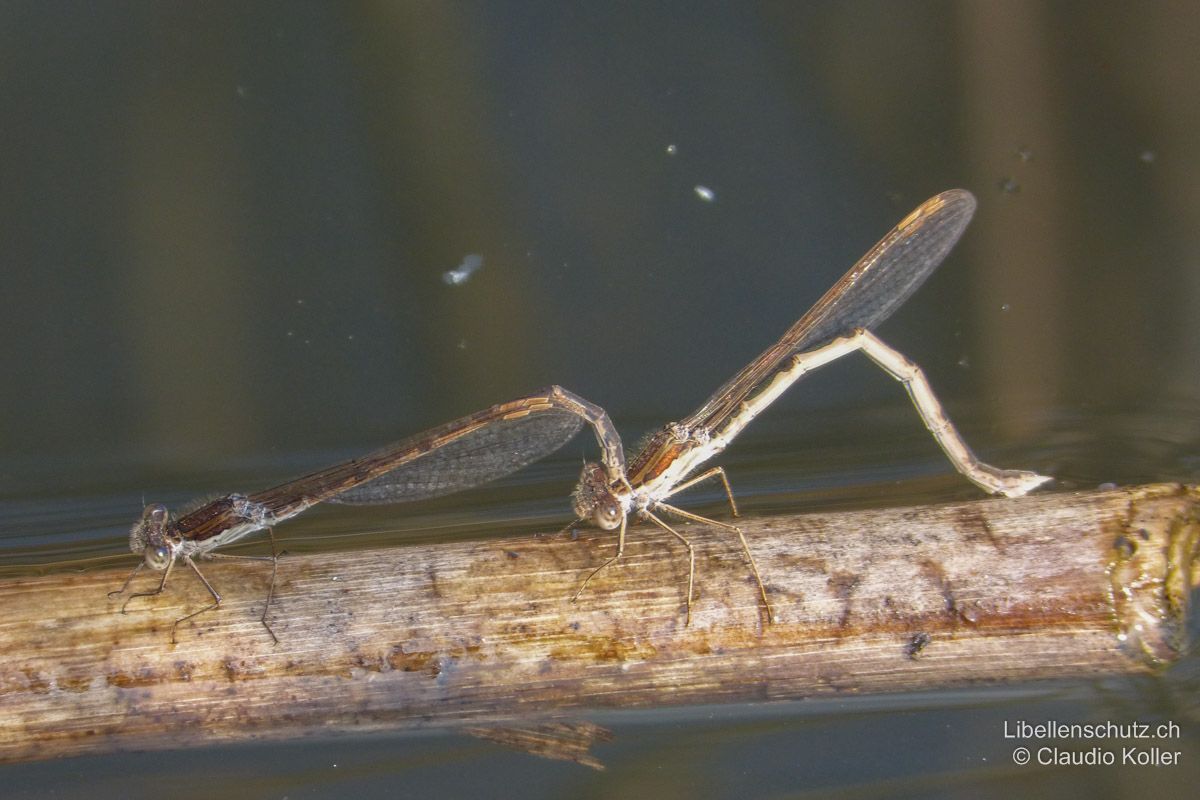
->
xmin=0 ymin=483 xmax=1196 ymax=765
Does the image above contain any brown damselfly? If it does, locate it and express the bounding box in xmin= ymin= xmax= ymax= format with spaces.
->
xmin=110 ymin=386 xmax=624 ymax=642
xmin=567 ymin=189 xmax=1052 ymax=624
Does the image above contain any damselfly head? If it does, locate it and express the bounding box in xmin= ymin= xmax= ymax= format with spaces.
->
xmin=129 ymin=503 xmax=178 ymax=570
xmin=571 ymin=462 xmax=624 ymax=531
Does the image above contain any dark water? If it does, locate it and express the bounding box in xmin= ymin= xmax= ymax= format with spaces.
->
xmin=2 ymin=2 xmax=1199 ymax=796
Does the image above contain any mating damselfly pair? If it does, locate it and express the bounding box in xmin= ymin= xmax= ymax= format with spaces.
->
xmin=110 ymin=189 xmax=1050 ymax=641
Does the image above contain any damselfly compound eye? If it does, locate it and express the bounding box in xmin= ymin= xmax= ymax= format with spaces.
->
xmin=144 ymin=504 xmax=169 ymax=525
xmin=145 ymin=545 xmax=172 ymax=570
xmin=593 ymin=500 xmax=622 ymax=531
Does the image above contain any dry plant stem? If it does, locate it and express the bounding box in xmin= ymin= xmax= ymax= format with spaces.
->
xmin=0 ymin=484 xmax=1197 ymax=765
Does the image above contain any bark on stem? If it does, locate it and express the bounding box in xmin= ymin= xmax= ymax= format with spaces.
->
xmin=1 ymin=483 xmax=1196 ymax=764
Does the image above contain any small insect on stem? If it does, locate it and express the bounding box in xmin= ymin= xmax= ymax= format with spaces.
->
xmin=109 ymin=386 xmax=624 ymax=643
xmin=565 ymin=190 xmax=1051 ymax=625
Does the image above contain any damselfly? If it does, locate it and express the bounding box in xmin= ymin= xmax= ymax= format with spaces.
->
xmin=110 ymin=386 xmax=623 ymax=642
xmin=567 ymin=189 xmax=1052 ymax=624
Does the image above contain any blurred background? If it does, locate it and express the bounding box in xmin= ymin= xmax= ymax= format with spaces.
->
xmin=2 ymin=1 xmax=1197 ymax=797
